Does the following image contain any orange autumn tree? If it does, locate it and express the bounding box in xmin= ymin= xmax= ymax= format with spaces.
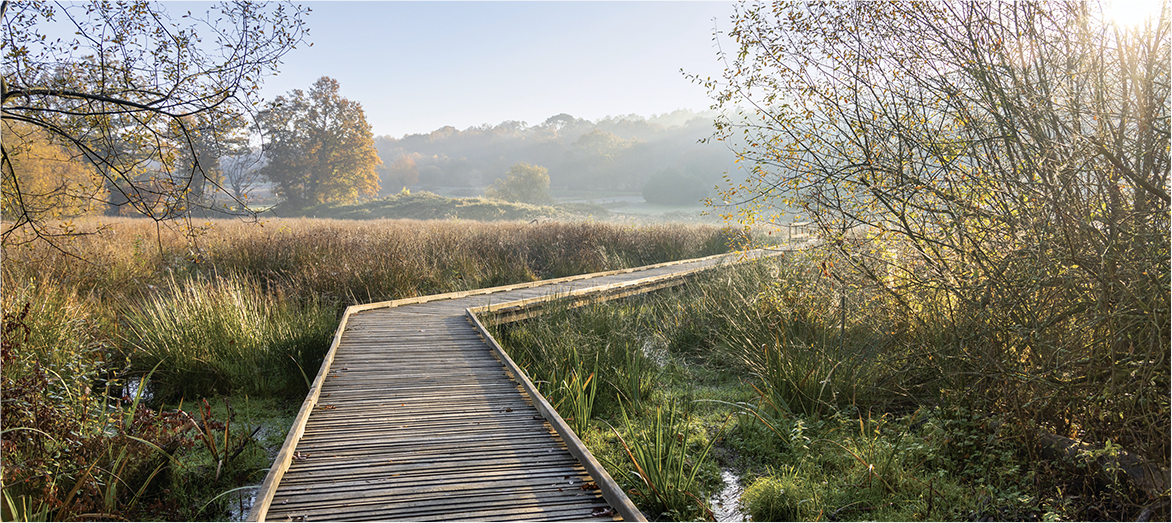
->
xmin=1 ymin=121 xmax=106 ymax=221
xmin=257 ymin=77 xmax=382 ymax=209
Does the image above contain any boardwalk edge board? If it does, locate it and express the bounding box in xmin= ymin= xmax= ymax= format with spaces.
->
xmin=465 ymin=309 xmax=646 ymax=522
xmin=248 ymin=248 xmax=788 ymax=521
xmin=248 ymin=303 xmax=355 ymax=522
xmin=343 ymin=250 xmax=741 ymax=315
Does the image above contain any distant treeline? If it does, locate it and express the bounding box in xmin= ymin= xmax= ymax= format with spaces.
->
xmin=374 ymin=110 xmax=738 ymax=203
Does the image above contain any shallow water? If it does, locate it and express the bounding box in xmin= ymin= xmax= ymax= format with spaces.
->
xmin=122 ymin=377 xmax=153 ymax=403
xmin=226 ymin=488 xmax=258 ymax=521
xmin=711 ymin=469 xmax=748 ymax=522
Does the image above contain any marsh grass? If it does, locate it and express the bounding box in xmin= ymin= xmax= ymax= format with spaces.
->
xmin=490 ymin=254 xmax=1160 ymax=521
xmin=0 ymin=276 xmax=109 ymax=408
xmin=546 ymin=359 xmax=599 ymax=437
xmin=493 ymin=300 xmax=664 ymax=420
xmin=121 ymin=273 xmax=336 ymax=402
xmin=3 ymin=217 xmax=737 ymax=306
xmin=608 ymin=401 xmax=725 ymax=521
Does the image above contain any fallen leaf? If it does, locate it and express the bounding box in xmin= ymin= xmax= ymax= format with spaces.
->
xmin=591 ymin=507 xmax=615 ymax=517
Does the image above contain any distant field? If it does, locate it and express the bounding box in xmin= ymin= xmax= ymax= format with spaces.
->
xmin=267 ymin=189 xmax=755 ymax=224
xmin=271 ymin=190 xmax=610 ymax=221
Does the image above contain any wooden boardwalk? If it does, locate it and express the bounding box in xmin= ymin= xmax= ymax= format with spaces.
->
xmin=249 ymin=251 xmax=776 ymax=522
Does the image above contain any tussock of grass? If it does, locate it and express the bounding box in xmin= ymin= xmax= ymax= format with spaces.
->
xmin=121 ymin=274 xmax=336 ymax=401
xmin=741 ymin=467 xmax=809 ymax=522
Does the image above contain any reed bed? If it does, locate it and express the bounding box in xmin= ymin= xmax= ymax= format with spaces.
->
xmin=1 ymin=216 xmax=738 ymax=521
xmin=3 ymin=217 xmax=736 ymax=303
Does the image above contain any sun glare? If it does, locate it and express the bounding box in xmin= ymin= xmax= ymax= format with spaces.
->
xmin=1103 ymin=0 xmax=1168 ymax=28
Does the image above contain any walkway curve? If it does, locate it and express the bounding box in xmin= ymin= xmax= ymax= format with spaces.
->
xmin=249 ymin=249 xmax=781 ymax=521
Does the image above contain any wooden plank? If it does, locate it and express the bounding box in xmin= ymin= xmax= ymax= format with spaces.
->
xmin=465 ymin=310 xmax=646 ymax=522
xmin=276 ymin=497 xmax=611 ymax=522
xmin=268 ymin=471 xmax=598 ymax=510
xmin=271 ymin=487 xmax=606 ymax=515
xmin=276 ymin=453 xmax=581 ymax=480
xmin=250 ymin=251 xmax=787 ymax=521
xmin=282 ymin=441 xmax=574 ymax=469
xmin=274 ymin=463 xmax=593 ymax=496
xmin=268 ymin=489 xmax=612 ymax=522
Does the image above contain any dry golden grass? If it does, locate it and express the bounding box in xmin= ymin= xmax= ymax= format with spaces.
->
xmin=2 ymin=216 xmax=740 ymax=307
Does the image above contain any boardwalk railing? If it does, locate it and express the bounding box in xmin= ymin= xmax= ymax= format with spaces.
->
xmin=248 ymin=249 xmax=783 ymax=521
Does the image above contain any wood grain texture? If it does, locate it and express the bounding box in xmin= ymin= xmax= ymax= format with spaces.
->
xmin=250 ymin=249 xmax=786 ymax=521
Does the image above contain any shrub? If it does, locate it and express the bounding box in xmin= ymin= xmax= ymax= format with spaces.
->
xmin=484 ymin=162 xmax=552 ymax=204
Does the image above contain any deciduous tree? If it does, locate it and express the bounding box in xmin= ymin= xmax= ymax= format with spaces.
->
xmin=1 ymin=120 xmax=106 ymax=219
xmin=1 ymin=0 xmax=308 ymax=249
xmin=699 ymin=0 xmax=1170 ymax=460
xmin=257 ymin=77 xmax=381 ymax=209
xmin=486 ymin=162 xmax=551 ymax=204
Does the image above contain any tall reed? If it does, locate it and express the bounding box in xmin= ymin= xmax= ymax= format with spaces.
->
xmin=0 ymin=273 xmax=108 ymax=408
xmin=2 ymin=217 xmax=739 ymax=308
xmin=120 ymin=273 xmax=335 ymax=401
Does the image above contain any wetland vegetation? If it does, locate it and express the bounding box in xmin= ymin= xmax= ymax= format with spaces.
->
xmin=3 ymin=1 xmax=1168 ymax=521
xmin=0 ymin=217 xmax=737 ymax=521
xmin=489 ymin=251 xmax=1169 ymax=521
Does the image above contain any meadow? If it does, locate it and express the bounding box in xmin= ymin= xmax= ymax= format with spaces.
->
xmin=0 ymin=216 xmax=739 ymax=521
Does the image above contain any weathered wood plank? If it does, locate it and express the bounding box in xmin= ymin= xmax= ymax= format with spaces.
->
xmin=249 ymin=251 xmax=784 ymax=521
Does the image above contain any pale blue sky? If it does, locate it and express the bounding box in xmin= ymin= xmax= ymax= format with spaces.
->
xmin=258 ymin=1 xmax=737 ymax=138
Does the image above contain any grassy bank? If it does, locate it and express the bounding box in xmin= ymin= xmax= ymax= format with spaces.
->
xmin=276 ymin=190 xmax=612 ymax=221
xmin=487 ymin=253 xmax=1170 ymax=521
xmin=1 ymin=217 xmax=742 ymax=521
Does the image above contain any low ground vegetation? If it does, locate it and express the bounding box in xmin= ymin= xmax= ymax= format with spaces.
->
xmin=1 ymin=217 xmax=738 ymax=521
xmin=489 ymin=253 xmax=1170 ymax=522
